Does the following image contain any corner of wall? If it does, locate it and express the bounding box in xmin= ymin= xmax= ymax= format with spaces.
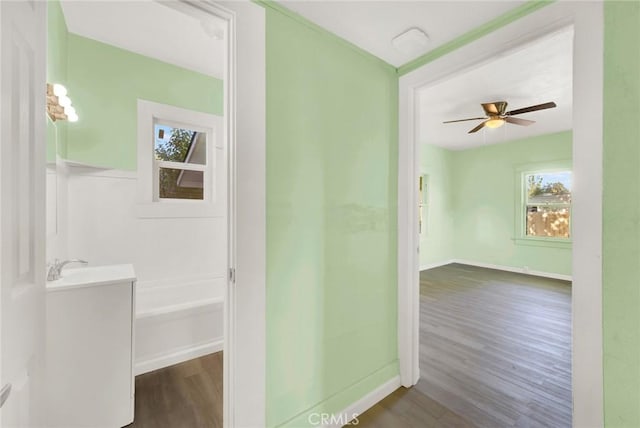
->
xmin=421 ymin=132 xmax=573 ymax=277
xmin=397 ymin=0 xmax=554 ymax=76
xmin=46 ymin=0 xmax=69 ymax=158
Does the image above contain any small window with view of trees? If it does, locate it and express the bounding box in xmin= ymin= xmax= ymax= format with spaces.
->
xmin=524 ymin=171 xmax=571 ymax=239
xmin=137 ymin=100 xmax=222 ymax=218
xmin=154 ymin=124 xmax=207 ymax=200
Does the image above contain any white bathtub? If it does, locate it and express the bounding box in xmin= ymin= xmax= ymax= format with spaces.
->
xmin=135 ymin=277 xmax=225 ymax=375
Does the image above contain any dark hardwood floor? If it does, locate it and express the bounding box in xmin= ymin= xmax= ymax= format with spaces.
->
xmin=126 ymin=352 xmax=223 ymax=428
xmin=357 ymin=263 xmax=572 ymax=428
xmin=355 ymin=385 xmax=472 ymax=428
xmin=125 ymin=265 xmax=570 ymax=428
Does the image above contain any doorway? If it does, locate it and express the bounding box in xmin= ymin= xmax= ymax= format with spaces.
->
xmin=44 ymin=1 xmax=231 ymax=426
xmin=1 ymin=1 xmax=267 ymax=427
xmin=398 ymin=2 xmax=604 ymax=426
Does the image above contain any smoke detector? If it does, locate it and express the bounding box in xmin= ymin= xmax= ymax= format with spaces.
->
xmin=392 ymin=28 xmax=430 ymax=55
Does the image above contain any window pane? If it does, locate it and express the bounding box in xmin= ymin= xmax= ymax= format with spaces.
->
xmin=526 ymin=171 xmax=571 ymax=204
xmin=154 ymin=124 xmax=206 ymax=165
xmin=159 ymin=167 xmax=204 ymax=200
xmin=526 ymin=206 xmax=570 ymax=238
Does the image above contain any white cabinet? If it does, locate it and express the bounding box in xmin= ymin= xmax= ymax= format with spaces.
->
xmin=46 ymin=264 xmax=136 ymax=428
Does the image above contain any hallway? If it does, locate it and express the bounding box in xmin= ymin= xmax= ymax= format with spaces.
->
xmin=358 ymin=264 xmax=572 ymax=427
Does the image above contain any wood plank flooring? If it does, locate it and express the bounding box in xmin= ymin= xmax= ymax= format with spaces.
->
xmin=125 ymin=352 xmax=223 ymax=428
xmin=357 ymin=263 xmax=572 ymax=428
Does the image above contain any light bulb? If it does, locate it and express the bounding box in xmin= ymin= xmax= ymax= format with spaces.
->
xmin=68 ymin=112 xmax=79 ymax=122
xmin=485 ymin=118 xmax=505 ymax=129
xmin=58 ymin=95 xmax=71 ymax=108
xmin=64 ymin=105 xmax=76 ymax=116
xmin=53 ymin=83 xmax=67 ymax=97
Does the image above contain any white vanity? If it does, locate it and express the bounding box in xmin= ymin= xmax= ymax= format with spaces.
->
xmin=46 ymin=264 xmax=136 ymax=428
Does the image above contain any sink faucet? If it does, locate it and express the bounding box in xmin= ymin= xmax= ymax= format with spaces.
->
xmin=47 ymin=259 xmax=88 ymax=281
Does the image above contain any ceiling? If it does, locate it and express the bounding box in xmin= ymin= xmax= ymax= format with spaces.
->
xmin=418 ymin=28 xmax=573 ymax=150
xmin=276 ymin=0 xmax=526 ymax=67
xmin=60 ymin=1 xmax=225 ymax=78
xmin=59 ymin=1 xmax=571 ymax=149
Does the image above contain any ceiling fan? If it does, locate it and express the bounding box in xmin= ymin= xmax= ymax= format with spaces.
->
xmin=443 ymin=101 xmax=557 ymax=134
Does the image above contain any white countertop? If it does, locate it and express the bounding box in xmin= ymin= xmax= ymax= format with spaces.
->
xmin=47 ymin=264 xmax=136 ymax=292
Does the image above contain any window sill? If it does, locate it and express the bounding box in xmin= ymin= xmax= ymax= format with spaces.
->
xmin=513 ymin=237 xmax=572 ymax=249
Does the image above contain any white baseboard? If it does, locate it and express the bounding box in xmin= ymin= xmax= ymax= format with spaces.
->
xmin=324 ymin=375 xmax=401 ymax=428
xmin=452 ymin=259 xmax=572 ymax=281
xmin=419 ymin=258 xmax=572 ymax=281
xmin=135 ymin=339 xmax=223 ymax=375
xmin=420 ymin=259 xmax=456 ymax=271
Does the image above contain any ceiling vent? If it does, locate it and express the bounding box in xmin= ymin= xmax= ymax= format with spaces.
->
xmin=391 ymin=27 xmax=430 ymax=56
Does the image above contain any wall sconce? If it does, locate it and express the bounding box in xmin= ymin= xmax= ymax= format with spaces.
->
xmin=47 ymin=83 xmax=78 ymax=122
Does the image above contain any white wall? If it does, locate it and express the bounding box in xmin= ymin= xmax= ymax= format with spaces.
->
xmin=63 ymin=165 xmax=227 ymax=371
xmin=46 ymin=159 xmax=69 ymax=264
xmin=65 ymin=166 xmax=226 ymax=286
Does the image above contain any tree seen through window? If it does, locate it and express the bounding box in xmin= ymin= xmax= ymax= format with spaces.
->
xmin=154 ymin=125 xmax=203 ymax=200
xmin=525 ymin=171 xmax=572 ymax=238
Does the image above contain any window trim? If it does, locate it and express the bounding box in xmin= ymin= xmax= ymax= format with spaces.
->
xmin=514 ymin=160 xmax=573 ymax=248
xmin=137 ymin=99 xmax=224 ymax=218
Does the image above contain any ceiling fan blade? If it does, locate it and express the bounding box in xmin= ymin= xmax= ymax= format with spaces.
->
xmin=506 ymin=101 xmax=557 ymax=116
xmin=443 ymin=117 xmax=486 ymax=124
xmin=481 ymin=101 xmax=508 ymax=116
xmin=481 ymin=103 xmax=498 ymax=115
xmin=468 ymin=121 xmax=487 ymax=134
xmin=505 ymin=117 xmax=535 ymax=126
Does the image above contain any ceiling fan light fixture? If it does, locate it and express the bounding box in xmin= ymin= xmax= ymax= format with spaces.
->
xmin=485 ymin=117 xmax=505 ymax=129
xmin=443 ymin=100 xmax=556 ymax=134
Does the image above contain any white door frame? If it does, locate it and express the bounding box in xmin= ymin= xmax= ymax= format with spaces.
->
xmin=202 ymin=2 xmax=266 ymax=427
xmin=398 ymin=2 xmax=604 ymax=427
xmin=150 ymin=1 xmax=266 ymax=427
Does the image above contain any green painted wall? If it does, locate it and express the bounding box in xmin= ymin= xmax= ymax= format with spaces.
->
xmin=603 ymin=2 xmax=640 ymax=427
xmin=46 ymin=0 xmax=68 ymax=161
xmin=265 ymin=6 xmax=398 ymax=428
xmin=65 ymin=34 xmax=223 ymax=170
xmin=451 ymin=131 xmax=572 ymax=276
xmin=420 ymin=132 xmax=572 ymax=275
xmin=420 ymin=144 xmax=455 ymax=267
